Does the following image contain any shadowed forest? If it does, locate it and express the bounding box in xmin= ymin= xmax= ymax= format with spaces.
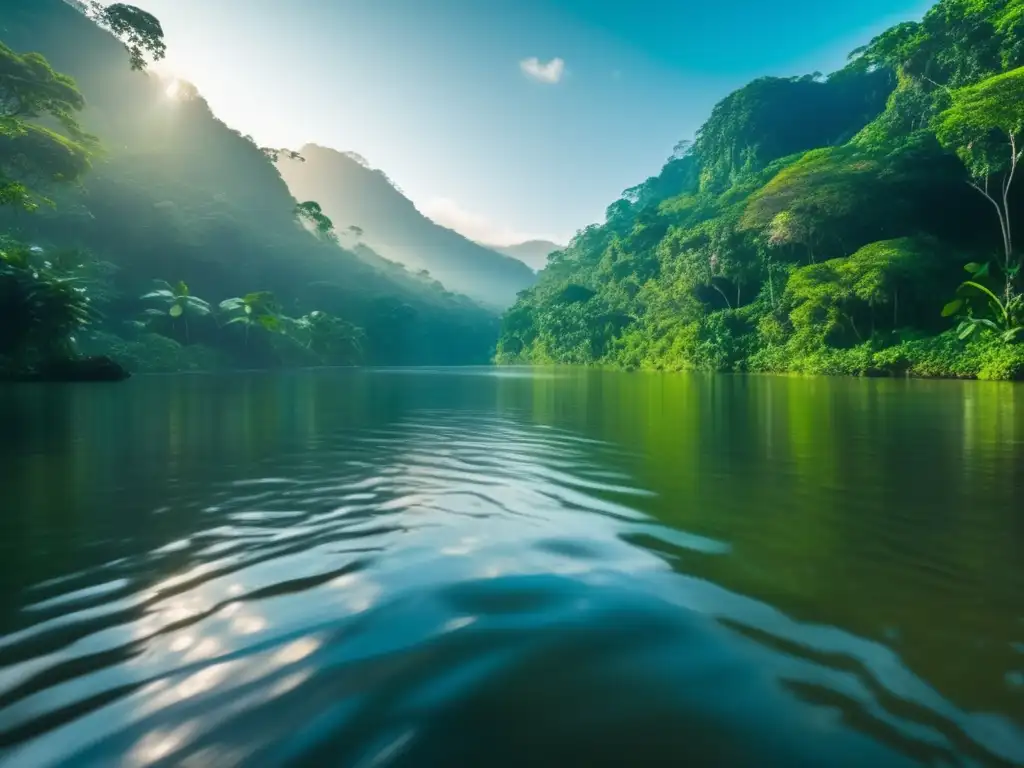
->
xmin=1 ymin=0 xmax=521 ymax=378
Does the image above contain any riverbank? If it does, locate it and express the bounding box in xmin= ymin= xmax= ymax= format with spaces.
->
xmin=0 ymin=356 xmax=131 ymax=383
xmin=497 ymin=331 xmax=1024 ymax=381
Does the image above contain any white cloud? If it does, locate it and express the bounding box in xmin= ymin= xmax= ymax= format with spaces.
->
xmin=519 ymin=57 xmax=565 ymax=84
xmin=419 ymin=197 xmax=565 ymax=247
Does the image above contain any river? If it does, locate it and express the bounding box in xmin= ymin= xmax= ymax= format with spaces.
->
xmin=0 ymin=368 xmax=1022 ymax=766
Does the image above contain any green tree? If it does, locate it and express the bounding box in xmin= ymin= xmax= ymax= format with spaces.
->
xmin=935 ymin=66 xmax=1024 ymax=301
xmin=74 ymin=2 xmax=167 ymax=71
xmin=838 ymin=238 xmax=937 ymax=329
xmin=141 ymin=280 xmax=212 ymax=343
xmin=286 ymin=310 xmax=365 ymax=364
xmin=741 ymin=147 xmax=882 ymax=265
xmin=219 ymin=291 xmax=283 ymax=344
xmin=294 ymin=201 xmax=338 ymax=242
xmin=1 ymin=4 xmax=167 ymax=210
xmin=0 ymin=42 xmax=91 ymax=210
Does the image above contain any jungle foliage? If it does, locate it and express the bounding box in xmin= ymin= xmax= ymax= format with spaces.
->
xmin=496 ymin=0 xmax=1024 ymax=379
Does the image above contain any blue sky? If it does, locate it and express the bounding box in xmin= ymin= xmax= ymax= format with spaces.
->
xmin=138 ymin=0 xmax=932 ymax=246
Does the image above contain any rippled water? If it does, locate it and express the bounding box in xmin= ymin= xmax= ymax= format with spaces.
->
xmin=0 ymin=368 xmax=1022 ymax=766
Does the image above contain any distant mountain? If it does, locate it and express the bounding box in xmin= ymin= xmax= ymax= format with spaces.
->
xmin=489 ymin=240 xmax=564 ymax=271
xmin=277 ymin=146 xmax=536 ymax=308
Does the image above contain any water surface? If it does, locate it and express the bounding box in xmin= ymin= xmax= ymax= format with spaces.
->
xmin=0 ymin=368 xmax=1022 ymax=766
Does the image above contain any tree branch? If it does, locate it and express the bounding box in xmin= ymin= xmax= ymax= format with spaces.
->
xmin=922 ymin=75 xmax=952 ymax=95
xmin=709 ymin=279 xmax=733 ymax=309
xmin=968 ymin=179 xmax=1010 ymax=257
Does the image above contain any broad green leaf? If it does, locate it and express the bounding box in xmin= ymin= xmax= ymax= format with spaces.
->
xmin=958 ymin=322 xmax=977 ymax=340
xmin=141 ymin=289 xmax=174 ymax=300
xmin=941 ymin=299 xmax=963 ymax=317
xmin=964 ymin=262 xmax=982 ymax=273
xmin=961 ymin=280 xmax=1005 ymax=313
xmin=169 ymin=303 xmax=183 ymax=318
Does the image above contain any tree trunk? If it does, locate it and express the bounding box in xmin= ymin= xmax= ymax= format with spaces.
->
xmin=710 ymin=280 xmax=732 ymax=309
xmin=1002 ymin=133 xmax=1020 ymax=302
xmin=971 ymin=134 xmax=1021 ymax=305
xmin=846 ymin=313 xmax=862 ymax=342
xmin=968 ymin=176 xmax=1013 ymax=302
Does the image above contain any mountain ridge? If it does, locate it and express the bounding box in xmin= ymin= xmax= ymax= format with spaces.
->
xmin=276 ymin=145 xmax=536 ymax=308
xmin=485 ymin=240 xmax=564 ymax=271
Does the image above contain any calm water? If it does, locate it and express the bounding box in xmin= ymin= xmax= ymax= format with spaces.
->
xmin=0 ymin=368 xmax=1022 ymax=767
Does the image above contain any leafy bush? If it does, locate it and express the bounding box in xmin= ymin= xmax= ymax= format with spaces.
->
xmin=0 ymin=241 xmax=97 ymax=366
xmin=874 ymin=332 xmax=1024 ymax=380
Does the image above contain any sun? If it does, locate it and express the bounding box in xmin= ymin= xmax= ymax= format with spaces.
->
xmin=164 ymin=79 xmax=183 ymax=99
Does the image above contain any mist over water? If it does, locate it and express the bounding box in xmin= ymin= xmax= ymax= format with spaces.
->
xmin=0 ymin=369 xmax=1022 ymax=766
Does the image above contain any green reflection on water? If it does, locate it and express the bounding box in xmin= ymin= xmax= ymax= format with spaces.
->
xmin=1 ymin=368 xmax=1021 ymax=721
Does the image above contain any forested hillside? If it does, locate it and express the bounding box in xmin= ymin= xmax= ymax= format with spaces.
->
xmin=1 ymin=0 xmax=500 ymax=374
xmin=276 ymin=145 xmax=536 ymax=308
xmin=497 ymin=0 xmax=1024 ymax=380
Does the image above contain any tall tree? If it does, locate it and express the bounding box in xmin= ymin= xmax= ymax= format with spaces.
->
xmin=1 ymin=3 xmax=167 ymax=210
xmin=295 ymin=201 xmax=338 ymax=243
xmin=935 ymin=66 xmax=1024 ymax=301
xmin=0 ymin=42 xmax=91 ymax=210
xmin=70 ymin=2 xmax=167 ymax=70
xmin=141 ymin=280 xmax=212 ymax=344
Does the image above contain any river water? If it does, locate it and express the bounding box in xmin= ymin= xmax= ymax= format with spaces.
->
xmin=0 ymin=368 xmax=1022 ymax=766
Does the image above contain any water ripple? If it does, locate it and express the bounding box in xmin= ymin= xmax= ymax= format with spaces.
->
xmin=0 ymin=379 xmax=1021 ymax=767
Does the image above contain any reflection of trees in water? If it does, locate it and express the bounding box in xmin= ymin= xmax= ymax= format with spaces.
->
xmin=2 ymin=371 xmax=1022 ymax=766
xmin=503 ymin=369 xmax=1024 ymax=731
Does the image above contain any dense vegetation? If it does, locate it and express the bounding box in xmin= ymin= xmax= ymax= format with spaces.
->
xmin=497 ymin=0 xmax=1024 ymax=380
xmin=1 ymin=0 xmax=500 ymax=378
